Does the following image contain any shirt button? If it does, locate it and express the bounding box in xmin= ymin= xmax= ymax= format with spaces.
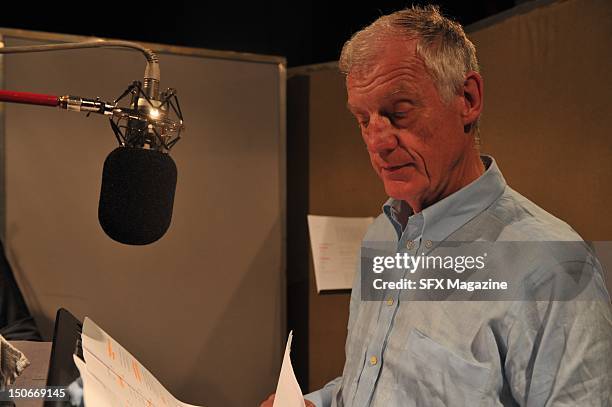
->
xmin=425 ymin=240 xmax=433 ymax=248
xmin=406 ymin=240 xmax=414 ymax=249
xmin=369 ymin=356 xmax=378 ymax=365
xmin=386 ymin=298 xmax=394 ymax=306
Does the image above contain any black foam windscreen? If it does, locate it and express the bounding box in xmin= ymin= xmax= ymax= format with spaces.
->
xmin=98 ymin=147 xmax=177 ymax=245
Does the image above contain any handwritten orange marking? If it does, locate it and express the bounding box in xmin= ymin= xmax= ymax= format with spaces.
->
xmin=107 ymin=339 xmax=116 ymax=360
xmin=132 ymin=360 xmax=142 ymax=382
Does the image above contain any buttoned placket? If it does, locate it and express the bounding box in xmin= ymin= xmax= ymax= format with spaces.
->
xmin=351 ymin=211 xmax=424 ymax=406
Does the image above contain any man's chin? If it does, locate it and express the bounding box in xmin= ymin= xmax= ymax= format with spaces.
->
xmin=383 ymin=180 xmax=424 ymax=203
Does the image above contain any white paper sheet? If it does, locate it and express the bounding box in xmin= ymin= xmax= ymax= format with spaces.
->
xmin=307 ymin=215 xmax=374 ymax=292
xmin=73 ymin=356 xmax=121 ymax=407
xmin=74 ymin=317 xmax=203 ymax=407
xmin=273 ymin=331 xmax=304 ymax=407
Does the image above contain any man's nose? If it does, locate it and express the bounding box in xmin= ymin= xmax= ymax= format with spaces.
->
xmin=363 ymin=113 xmax=397 ymax=152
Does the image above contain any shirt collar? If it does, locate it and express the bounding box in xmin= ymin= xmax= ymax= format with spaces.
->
xmin=382 ymin=155 xmax=506 ymax=242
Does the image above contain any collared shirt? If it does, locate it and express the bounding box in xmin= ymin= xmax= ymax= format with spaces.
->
xmin=305 ymin=156 xmax=612 ymax=406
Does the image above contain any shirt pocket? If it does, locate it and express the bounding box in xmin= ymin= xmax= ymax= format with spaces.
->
xmin=391 ymin=328 xmax=490 ymax=407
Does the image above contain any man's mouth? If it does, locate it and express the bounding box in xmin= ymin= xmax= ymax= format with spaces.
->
xmin=382 ymin=163 xmax=414 ymax=172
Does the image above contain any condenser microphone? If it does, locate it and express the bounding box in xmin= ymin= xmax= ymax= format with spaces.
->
xmin=95 ymin=80 xmax=184 ymax=245
xmin=57 ymin=80 xmax=183 ymax=245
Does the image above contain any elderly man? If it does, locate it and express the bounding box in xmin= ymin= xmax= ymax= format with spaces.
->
xmin=262 ymin=5 xmax=611 ymax=407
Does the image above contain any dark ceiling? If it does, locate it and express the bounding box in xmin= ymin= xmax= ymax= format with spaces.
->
xmin=0 ymin=1 xmax=518 ymax=67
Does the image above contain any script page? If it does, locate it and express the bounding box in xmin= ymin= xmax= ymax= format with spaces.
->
xmin=75 ymin=317 xmax=203 ymax=407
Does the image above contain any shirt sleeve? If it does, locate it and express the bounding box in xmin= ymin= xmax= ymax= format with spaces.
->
xmin=505 ymin=258 xmax=612 ymax=406
xmin=304 ymin=376 xmax=342 ymax=407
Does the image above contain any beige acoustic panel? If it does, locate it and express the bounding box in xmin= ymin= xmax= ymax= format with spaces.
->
xmin=293 ymin=0 xmax=612 ymax=393
xmin=1 ymin=35 xmax=285 ymax=406
xmin=470 ymin=0 xmax=612 ymax=241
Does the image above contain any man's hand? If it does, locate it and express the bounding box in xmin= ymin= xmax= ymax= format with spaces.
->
xmin=259 ymin=393 xmax=315 ymax=407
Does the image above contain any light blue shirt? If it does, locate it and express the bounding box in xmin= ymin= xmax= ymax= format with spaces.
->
xmin=305 ymin=156 xmax=612 ymax=406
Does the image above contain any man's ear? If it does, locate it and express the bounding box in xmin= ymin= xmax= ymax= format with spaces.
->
xmin=461 ymin=71 xmax=483 ymax=132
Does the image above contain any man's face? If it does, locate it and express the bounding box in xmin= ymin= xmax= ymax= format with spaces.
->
xmin=347 ymin=38 xmax=472 ymax=211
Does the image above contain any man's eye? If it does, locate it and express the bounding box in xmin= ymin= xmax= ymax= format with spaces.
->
xmin=357 ymin=118 xmax=369 ymax=128
xmin=392 ymin=112 xmax=408 ymax=119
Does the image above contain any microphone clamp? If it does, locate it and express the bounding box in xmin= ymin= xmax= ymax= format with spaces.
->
xmin=58 ymin=81 xmax=184 ymax=153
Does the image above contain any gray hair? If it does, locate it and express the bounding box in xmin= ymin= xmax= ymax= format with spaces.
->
xmin=339 ymin=5 xmax=480 ymax=105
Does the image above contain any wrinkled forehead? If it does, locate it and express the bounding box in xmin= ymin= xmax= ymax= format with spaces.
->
xmin=345 ymin=38 xmax=430 ymax=91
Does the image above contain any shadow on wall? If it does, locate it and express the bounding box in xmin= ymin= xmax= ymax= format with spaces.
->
xmin=0 ymin=240 xmax=43 ymax=341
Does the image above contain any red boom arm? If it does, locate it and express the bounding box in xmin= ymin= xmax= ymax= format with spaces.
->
xmin=0 ymin=90 xmax=59 ymax=107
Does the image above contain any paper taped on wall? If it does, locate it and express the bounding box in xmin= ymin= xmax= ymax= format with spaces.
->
xmin=307 ymin=215 xmax=374 ymax=292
